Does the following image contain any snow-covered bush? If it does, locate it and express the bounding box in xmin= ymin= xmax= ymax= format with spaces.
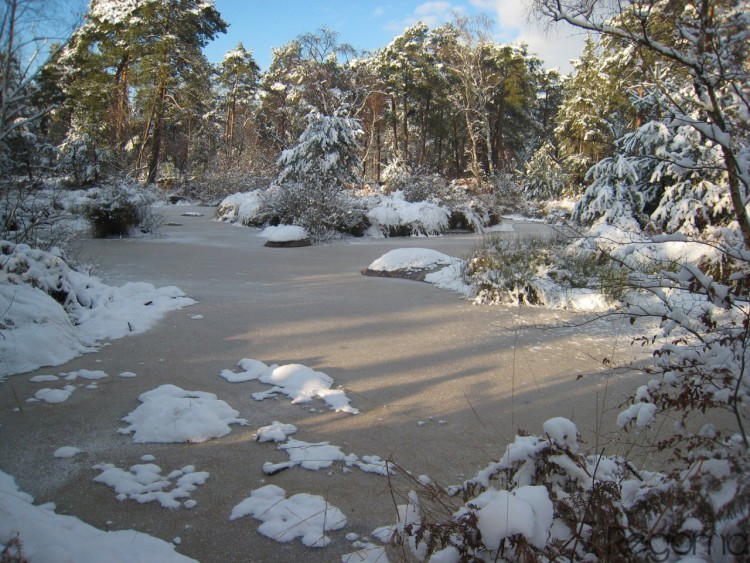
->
xmin=57 ymin=132 xmax=102 ymax=186
xmin=573 ymin=154 xmax=646 ymax=229
xmin=492 ymin=172 xmax=541 ymax=218
xmin=84 ymin=179 xmax=160 ymax=238
xmin=523 ymin=142 xmax=569 ymax=200
xmin=216 ymin=190 xmax=267 ymax=226
xmin=268 ymin=111 xmax=366 ymax=240
xmin=366 ymin=191 xmax=450 ymax=237
xmin=463 ymin=235 xmax=626 ymax=309
xmin=384 ymin=167 xmax=449 ymax=204
xmin=0 ymin=180 xmax=76 ymax=250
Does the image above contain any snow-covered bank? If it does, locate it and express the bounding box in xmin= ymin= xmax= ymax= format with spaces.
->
xmin=0 ymin=241 xmax=195 ymax=377
xmin=0 ymin=470 xmax=196 ymax=562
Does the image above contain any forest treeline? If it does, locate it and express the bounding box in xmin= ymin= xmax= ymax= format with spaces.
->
xmin=8 ymin=0 xmax=619 ymax=196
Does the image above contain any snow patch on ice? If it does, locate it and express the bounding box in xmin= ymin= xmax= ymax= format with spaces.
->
xmin=262 ymin=438 xmax=392 ymax=477
xmin=261 ymin=225 xmax=309 ymax=242
xmin=53 ymin=446 xmax=82 ymax=458
xmin=223 ymin=359 xmax=359 ymax=414
xmin=230 ymin=484 xmax=347 ymax=548
xmin=118 ymin=384 xmax=248 ymax=443
xmin=34 ymin=385 xmax=76 ymax=404
xmin=93 ymin=461 xmax=209 ymax=509
xmin=254 ymin=421 xmax=298 ymax=443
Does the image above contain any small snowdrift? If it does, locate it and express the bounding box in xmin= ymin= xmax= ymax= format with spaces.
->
xmin=230 ymin=484 xmax=347 ymax=548
xmin=0 ymin=470 xmax=196 ymax=562
xmin=260 ymin=225 xmax=311 ymax=247
xmin=93 ymin=460 xmax=209 ymax=509
xmin=118 ymin=384 xmax=248 ymax=443
xmin=221 ymin=359 xmax=359 ymax=414
xmin=0 ymin=241 xmax=195 ymax=378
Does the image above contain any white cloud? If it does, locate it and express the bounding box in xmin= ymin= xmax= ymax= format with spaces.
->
xmin=373 ymin=6 xmax=385 ymax=18
xmin=471 ymin=0 xmax=587 ymax=73
xmin=382 ymin=0 xmax=586 ymax=72
xmin=385 ymin=1 xmax=465 ymax=32
xmin=415 ymin=1 xmax=454 ymax=16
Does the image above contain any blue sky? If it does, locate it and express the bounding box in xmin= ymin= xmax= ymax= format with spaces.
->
xmin=204 ymin=0 xmax=587 ymax=73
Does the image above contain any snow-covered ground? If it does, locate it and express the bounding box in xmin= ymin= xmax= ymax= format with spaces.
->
xmin=0 ymin=205 xmax=654 ymax=562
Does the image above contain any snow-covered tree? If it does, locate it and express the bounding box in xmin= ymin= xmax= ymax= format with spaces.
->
xmin=64 ymin=0 xmax=226 ymax=184
xmin=216 ymin=42 xmax=260 ymax=160
xmin=267 ymin=111 xmax=364 ymax=239
xmin=522 ymin=142 xmax=567 ymax=200
xmin=536 ymin=0 xmax=750 ymax=248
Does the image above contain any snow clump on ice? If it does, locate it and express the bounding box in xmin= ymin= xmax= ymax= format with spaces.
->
xmin=260 ymin=225 xmax=309 ymax=242
xmin=222 ymin=359 xmax=359 ymax=414
xmin=93 ymin=461 xmax=209 ymax=509
xmin=117 ymin=384 xmax=248 ymax=443
xmin=230 ymin=484 xmax=347 ymax=548
xmin=367 ymin=248 xmax=457 ymax=273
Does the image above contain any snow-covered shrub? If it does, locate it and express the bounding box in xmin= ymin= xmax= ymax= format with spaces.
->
xmin=0 ymin=180 xmax=74 ymax=250
xmin=366 ymin=191 xmax=450 ymax=237
xmin=216 ymin=191 xmax=268 ymax=226
xmin=464 ymin=234 xmax=630 ymax=309
xmin=523 ymin=142 xmax=569 ymax=200
xmin=84 ymin=179 xmax=160 ymax=238
xmin=384 ymin=167 xmax=449 ymax=203
xmin=385 ymin=418 xmax=635 ymax=561
xmin=464 ymin=236 xmax=553 ymax=305
xmin=262 ymin=182 xmax=369 ymax=240
xmin=573 ymin=154 xmax=646 ymax=229
xmin=269 ymin=111 xmax=366 ymax=240
xmin=57 ymin=132 xmax=101 ymax=186
xmin=492 ymin=172 xmax=541 ymax=218
xmin=381 ymin=157 xmax=411 ymax=190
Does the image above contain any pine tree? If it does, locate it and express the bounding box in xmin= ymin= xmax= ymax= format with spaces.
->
xmin=216 ymin=43 xmax=260 ymax=160
xmin=64 ymin=0 xmax=226 ymax=184
xmin=269 ymin=111 xmax=363 ymax=239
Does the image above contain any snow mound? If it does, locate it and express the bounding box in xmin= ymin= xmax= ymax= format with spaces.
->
xmin=542 ymin=417 xmax=579 ymax=453
xmin=254 ymin=421 xmax=298 ymax=443
xmin=0 ymin=469 xmax=196 ymax=562
xmin=230 ymin=484 xmax=347 ymax=548
xmin=223 ymin=359 xmax=359 ymax=414
xmin=367 ymin=248 xmax=457 ymax=272
xmin=53 ymin=446 xmax=82 ymax=458
xmin=33 ymin=385 xmax=76 ymax=404
xmin=220 ymin=358 xmax=271 ymax=382
xmin=0 ymin=241 xmax=195 ymax=377
xmin=118 ymin=384 xmax=248 ymax=443
xmin=261 ymin=225 xmax=309 ymax=242
xmin=93 ymin=461 xmax=209 ymax=509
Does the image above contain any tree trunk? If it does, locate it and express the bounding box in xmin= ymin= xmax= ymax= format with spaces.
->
xmin=390 ymin=95 xmax=398 ymax=159
xmin=146 ymin=92 xmax=163 ymax=185
xmin=402 ymin=95 xmax=409 ymax=163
